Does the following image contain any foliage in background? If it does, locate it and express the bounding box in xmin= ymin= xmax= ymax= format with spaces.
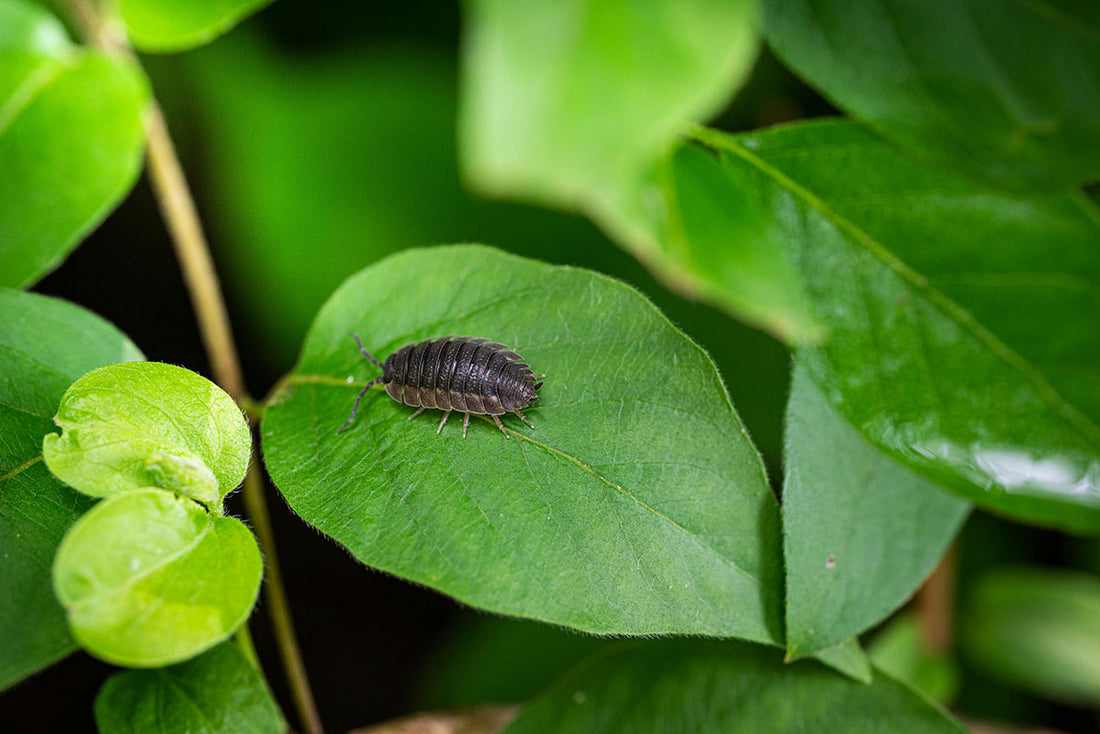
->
xmin=2 ymin=0 xmax=1099 ymax=731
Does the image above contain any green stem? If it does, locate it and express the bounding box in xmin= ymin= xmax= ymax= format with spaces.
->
xmin=59 ymin=2 xmax=323 ymax=732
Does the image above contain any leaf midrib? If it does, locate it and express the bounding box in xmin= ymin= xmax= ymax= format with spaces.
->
xmin=698 ymin=128 xmax=1100 ymax=445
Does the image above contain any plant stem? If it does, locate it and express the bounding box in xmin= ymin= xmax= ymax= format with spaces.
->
xmin=916 ymin=544 xmax=956 ymax=653
xmin=59 ymin=2 xmax=323 ymax=731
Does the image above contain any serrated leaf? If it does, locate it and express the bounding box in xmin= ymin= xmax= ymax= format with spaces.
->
xmin=53 ymin=488 xmax=262 ymax=667
xmin=263 ymin=245 xmax=782 ymax=643
xmin=43 ymin=362 xmax=251 ymax=506
xmin=692 ymin=119 xmax=1100 ymax=532
xmin=0 ymin=0 xmax=148 ymax=288
xmin=94 ymin=641 xmax=284 ymax=734
xmin=762 ymin=0 xmax=1100 ymax=190
xmin=869 ymin=612 xmax=960 ymax=706
xmin=784 ymin=363 xmax=970 ymax=657
xmin=460 ymin=0 xmax=759 ymax=208
xmin=501 ymin=640 xmax=966 ymax=733
xmin=0 ymin=288 xmax=143 ymax=690
xmin=961 ymin=567 xmax=1100 ymax=706
xmin=118 ymin=0 xmax=274 ymax=52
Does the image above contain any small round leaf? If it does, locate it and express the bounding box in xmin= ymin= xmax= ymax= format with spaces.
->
xmin=53 ymin=488 xmax=262 ymax=667
xmin=42 ymin=362 xmax=251 ymax=505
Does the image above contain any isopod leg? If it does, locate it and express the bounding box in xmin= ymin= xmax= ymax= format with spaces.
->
xmin=462 ymin=412 xmax=470 ymax=438
xmin=408 ymin=407 xmax=426 ymax=421
xmin=492 ymin=414 xmax=509 ymax=438
xmin=513 ymin=410 xmax=534 ymax=429
xmin=437 ymin=411 xmax=451 ymax=434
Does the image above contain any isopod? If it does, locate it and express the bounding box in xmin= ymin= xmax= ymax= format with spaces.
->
xmin=337 ymin=334 xmax=543 ymax=438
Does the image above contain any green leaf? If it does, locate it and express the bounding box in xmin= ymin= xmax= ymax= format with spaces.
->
xmin=53 ymin=488 xmax=262 ymax=667
xmin=94 ymin=641 xmax=284 ymax=734
xmin=693 ymin=119 xmax=1100 ymax=532
xmin=0 ymin=0 xmax=148 ymax=288
xmin=784 ymin=363 xmax=970 ymax=657
xmin=118 ymin=0 xmax=275 ymax=52
xmin=43 ymin=362 xmax=251 ymax=506
xmin=460 ymin=0 xmax=759 ymax=207
xmin=263 ymin=244 xmax=782 ymax=643
xmin=812 ymin=638 xmax=873 ymax=685
xmin=762 ymin=0 xmax=1100 ymax=190
xmin=961 ymin=567 xmax=1100 ymax=706
xmin=598 ymin=142 xmax=823 ymax=343
xmin=0 ymin=288 xmax=143 ymax=690
xmin=869 ymin=612 xmax=959 ymax=706
xmin=501 ymin=640 xmax=966 ymax=733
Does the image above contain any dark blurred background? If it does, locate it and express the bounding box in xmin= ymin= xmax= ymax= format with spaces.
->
xmin=10 ymin=2 xmax=1098 ymax=732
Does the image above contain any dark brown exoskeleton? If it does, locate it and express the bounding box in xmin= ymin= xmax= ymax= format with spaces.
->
xmin=337 ymin=334 xmax=543 ymax=438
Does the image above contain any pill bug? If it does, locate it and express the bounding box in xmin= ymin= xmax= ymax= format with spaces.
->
xmin=337 ymin=333 xmax=543 ymax=438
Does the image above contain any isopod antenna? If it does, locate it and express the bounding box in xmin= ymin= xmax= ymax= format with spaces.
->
xmin=337 ymin=375 xmax=384 ymax=433
xmin=350 ymin=332 xmax=383 ymax=367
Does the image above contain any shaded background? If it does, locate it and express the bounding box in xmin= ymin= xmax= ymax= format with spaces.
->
xmin=9 ymin=1 xmax=1097 ymax=731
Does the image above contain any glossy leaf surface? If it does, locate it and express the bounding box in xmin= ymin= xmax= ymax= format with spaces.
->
xmin=784 ymin=363 xmax=970 ymax=657
xmin=0 ymin=0 xmax=147 ymax=287
xmin=43 ymin=362 xmax=251 ymax=506
xmin=53 ymin=488 xmax=262 ymax=667
xmin=94 ymin=642 xmax=283 ymax=734
xmin=502 ymin=640 xmax=965 ymax=733
xmin=0 ymin=288 xmax=142 ymax=689
xmin=118 ymin=0 xmax=275 ymax=52
xmin=763 ymin=0 xmax=1100 ymax=190
xmin=961 ymin=567 xmax=1100 ymax=706
xmin=461 ymin=0 xmax=759 ymax=207
xmin=693 ymin=119 xmax=1100 ymax=532
xmin=263 ymin=245 xmax=782 ymax=642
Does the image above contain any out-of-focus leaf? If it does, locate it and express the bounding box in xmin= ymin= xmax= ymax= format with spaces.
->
xmin=784 ymin=363 xmax=970 ymax=657
xmin=94 ymin=641 xmax=284 ymax=734
xmin=599 ymin=142 xmax=822 ymax=343
xmin=118 ymin=0 xmax=274 ymax=52
xmin=460 ymin=0 xmax=759 ymax=208
xmin=43 ymin=362 xmax=251 ymax=507
xmin=0 ymin=0 xmax=148 ymax=288
xmin=869 ymin=612 xmax=960 ymax=706
xmin=692 ymin=119 xmax=1100 ymax=532
xmin=961 ymin=567 xmax=1100 ymax=706
xmin=763 ymin=0 xmax=1100 ymax=190
xmin=0 ymin=288 xmax=142 ymax=690
xmin=53 ymin=488 xmax=262 ymax=667
xmin=502 ymin=640 xmax=966 ymax=733
xmin=263 ymin=245 xmax=782 ymax=643
xmin=415 ymin=615 xmax=607 ymax=709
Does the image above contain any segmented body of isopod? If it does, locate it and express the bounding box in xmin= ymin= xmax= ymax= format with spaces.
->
xmin=337 ymin=334 xmax=543 ymax=438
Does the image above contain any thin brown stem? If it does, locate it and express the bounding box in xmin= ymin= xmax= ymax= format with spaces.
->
xmin=60 ymin=2 xmax=323 ymax=731
xmin=916 ymin=544 xmax=957 ymax=653
xmin=241 ymin=459 xmax=323 ymax=734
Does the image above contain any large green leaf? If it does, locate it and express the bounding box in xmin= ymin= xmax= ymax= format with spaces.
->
xmin=43 ymin=362 xmax=252 ymax=507
xmin=691 ymin=119 xmax=1100 ymax=532
xmin=961 ymin=567 xmax=1100 ymax=706
xmin=118 ymin=0 xmax=275 ymax=52
xmin=599 ymin=142 xmax=822 ymax=343
xmin=460 ymin=0 xmax=759 ymax=208
xmin=263 ymin=245 xmax=782 ymax=642
xmin=763 ymin=0 xmax=1100 ymax=190
xmin=502 ymin=640 xmax=966 ymax=733
xmin=94 ymin=641 xmax=284 ymax=734
xmin=0 ymin=0 xmax=148 ymax=288
xmin=784 ymin=363 xmax=970 ymax=657
xmin=0 ymin=289 xmax=143 ymax=690
xmin=53 ymin=488 xmax=262 ymax=667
